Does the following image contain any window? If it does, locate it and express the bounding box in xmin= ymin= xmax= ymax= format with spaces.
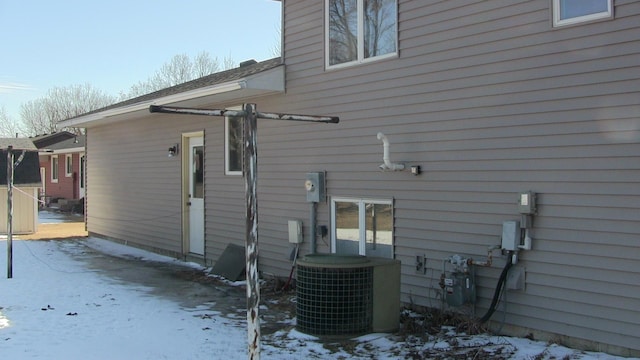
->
xmin=192 ymin=145 xmax=204 ymax=199
xmin=331 ymin=197 xmax=394 ymax=258
xmin=65 ymin=154 xmax=73 ymax=177
xmin=326 ymin=0 xmax=397 ymax=68
xmin=225 ymin=113 xmax=243 ymax=175
xmin=553 ymin=0 xmax=612 ymax=27
xmin=80 ymin=154 xmax=85 ymax=189
xmin=51 ymin=155 xmax=59 ymax=183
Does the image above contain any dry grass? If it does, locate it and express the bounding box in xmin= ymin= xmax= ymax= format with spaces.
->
xmin=399 ymin=306 xmax=488 ymax=337
xmin=17 ymin=222 xmax=88 ymax=240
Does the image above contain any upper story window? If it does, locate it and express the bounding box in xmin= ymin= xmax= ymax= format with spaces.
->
xmin=553 ymin=0 xmax=612 ymax=27
xmin=326 ymin=0 xmax=397 ymax=68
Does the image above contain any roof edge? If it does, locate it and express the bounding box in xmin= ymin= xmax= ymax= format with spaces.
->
xmin=59 ymin=80 xmax=246 ymax=128
xmin=59 ymin=57 xmax=284 ymax=128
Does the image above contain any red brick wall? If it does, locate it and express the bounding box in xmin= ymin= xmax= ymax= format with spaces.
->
xmin=40 ymin=153 xmax=83 ymax=200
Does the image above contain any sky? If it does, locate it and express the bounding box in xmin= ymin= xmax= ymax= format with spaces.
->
xmin=0 ymin=0 xmax=282 ymax=122
xmin=0 ymin=212 xmax=636 ymax=359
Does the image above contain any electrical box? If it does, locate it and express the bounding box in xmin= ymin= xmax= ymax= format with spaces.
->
xmin=518 ymin=191 xmax=537 ymax=215
xmin=288 ymin=220 xmax=303 ymax=244
xmin=501 ymin=220 xmax=520 ymax=251
xmin=305 ymin=172 xmax=325 ymax=203
xmin=507 ymin=266 xmax=526 ymax=291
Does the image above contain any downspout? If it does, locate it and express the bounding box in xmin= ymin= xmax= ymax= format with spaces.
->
xmin=377 ymin=132 xmax=405 ymax=171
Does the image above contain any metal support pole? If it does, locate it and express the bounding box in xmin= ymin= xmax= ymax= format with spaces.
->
xmin=6 ymin=146 xmax=13 ymax=279
xmin=243 ymin=103 xmax=260 ymax=359
xmin=309 ymin=202 xmax=317 ymax=254
xmin=148 ymin=104 xmax=338 ymax=359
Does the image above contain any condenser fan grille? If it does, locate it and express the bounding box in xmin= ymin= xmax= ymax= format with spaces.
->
xmin=296 ymin=265 xmax=373 ymax=335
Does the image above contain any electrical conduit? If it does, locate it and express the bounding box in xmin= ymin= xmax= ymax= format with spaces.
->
xmin=479 ymin=251 xmax=514 ymax=323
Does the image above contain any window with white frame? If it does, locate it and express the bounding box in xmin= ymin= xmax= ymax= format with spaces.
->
xmin=553 ymin=0 xmax=612 ymax=27
xmin=225 ymin=111 xmax=243 ymax=175
xmin=51 ymin=155 xmax=59 ymax=183
xmin=331 ymin=197 xmax=394 ymax=258
xmin=65 ymin=154 xmax=73 ymax=177
xmin=326 ymin=0 xmax=397 ymax=68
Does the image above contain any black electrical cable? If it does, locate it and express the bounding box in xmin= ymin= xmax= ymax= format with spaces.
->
xmin=479 ymin=252 xmax=514 ymax=323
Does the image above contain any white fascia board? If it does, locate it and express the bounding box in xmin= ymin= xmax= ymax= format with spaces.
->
xmin=51 ymin=147 xmax=84 ymax=154
xmin=59 ymin=80 xmax=245 ymax=128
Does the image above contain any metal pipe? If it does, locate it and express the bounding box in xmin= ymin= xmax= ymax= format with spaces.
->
xmin=6 ymin=146 xmax=13 ymax=279
xmin=310 ymin=202 xmax=317 ymax=254
xmin=150 ymin=105 xmax=339 ymax=124
xmin=376 ymin=132 xmax=405 ymax=171
xmin=472 ymin=245 xmax=501 ymax=267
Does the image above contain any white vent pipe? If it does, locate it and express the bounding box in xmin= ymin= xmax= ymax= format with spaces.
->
xmin=377 ymin=132 xmax=405 ymax=171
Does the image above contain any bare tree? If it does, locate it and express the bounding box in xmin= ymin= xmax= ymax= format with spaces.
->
xmin=193 ymin=51 xmax=221 ymax=78
xmin=0 ymin=106 xmax=25 ymax=138
xmin=20 ymin=84 xmax=116 ymax=136
xmin=222 ymin=54 xmax=237 ymax=70
xmin=15 ymin=51 xmax=239 ymax=134
xmin=156 ymin=53 xmax=193 ymax=88
xmin=125 ymin=51 xmax=236 ymax=99
xmin=270 ymin=26 xmax=282 ymax=58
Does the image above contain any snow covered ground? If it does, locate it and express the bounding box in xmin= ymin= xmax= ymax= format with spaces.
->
xmin=0 ymin=235 xmax=636 ymax=359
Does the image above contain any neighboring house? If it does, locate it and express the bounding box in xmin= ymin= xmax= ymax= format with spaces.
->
xmin=0 ymin=138 xmax=41 ymax=234
xmin=32 ymin=132 xmax=86 ymax=205
xmin=59 ymin=0 xmax=639 ymax=356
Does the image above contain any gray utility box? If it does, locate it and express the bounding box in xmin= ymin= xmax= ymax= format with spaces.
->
xmin=305 ymin=172 xmax=325 ymax=203
xmin=501 ymin=220 xmax=520 ymax=251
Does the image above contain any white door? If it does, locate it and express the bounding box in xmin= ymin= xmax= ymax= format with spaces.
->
xmin=188 ymin=136 xmax=205 ymax=255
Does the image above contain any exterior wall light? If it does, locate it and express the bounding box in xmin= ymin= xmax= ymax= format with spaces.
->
xmin=168 ymin=143 xmax=179 ymax=157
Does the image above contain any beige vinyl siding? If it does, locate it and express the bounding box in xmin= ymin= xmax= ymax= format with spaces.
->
xmin=88 ymin=119 xmax=185 ymax=254
xmin=0 ymin=187 xmax=38 ymax=234
xmin=87 ymin=109 xmax=250 ymax=264
xmin=202 ymin=110 xmax=246 ymax=264
xmin=251 ymin=0 xmax=640 ymax=353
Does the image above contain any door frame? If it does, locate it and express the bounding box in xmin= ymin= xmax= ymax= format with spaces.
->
xmin=181 ymin=131 xmax=205 ymax=255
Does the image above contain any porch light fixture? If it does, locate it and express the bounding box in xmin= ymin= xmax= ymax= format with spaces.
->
xmin=168 ymin=143 xmax=179 ymax=157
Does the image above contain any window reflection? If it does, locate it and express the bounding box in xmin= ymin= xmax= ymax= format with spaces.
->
xmin=328 ymin=0 xmax=397 ymax=66
xmin=328 ymin=0 xmax=358 ymax=65
xmin=365 ymin=203 xmax=392 ymax=258
xmin=364 ymin=0 xmax=397 ymax=59
xmin=335 ymin=201 xmax=360 ymax=255
xmin=227 ymin=116 xmax=243 ymax=174
xmin=334 ymin=199 xmax=394 ymax=258
xmin=192 ymin=146 xmax=204 ymax=199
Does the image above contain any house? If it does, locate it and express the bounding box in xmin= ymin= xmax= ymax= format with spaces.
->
xmin=0 ymin=138 xmax=41 ymax=234
xmin=59 ymin=0 xmax=639 ymax=356
xmin=32 ymin=131 xmax=86 ymax=209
